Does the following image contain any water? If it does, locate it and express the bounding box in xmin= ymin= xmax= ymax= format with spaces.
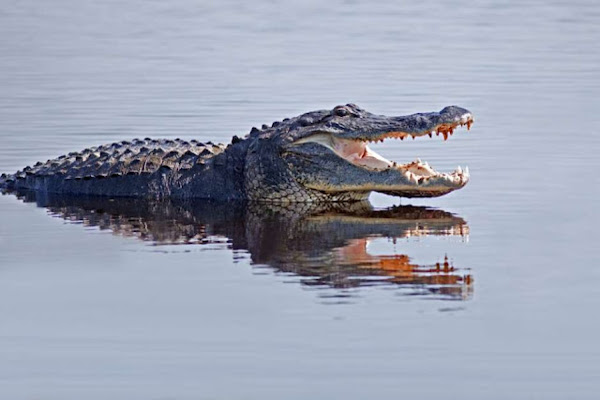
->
xmin=0 ymin=0 xmax=599 ymax=398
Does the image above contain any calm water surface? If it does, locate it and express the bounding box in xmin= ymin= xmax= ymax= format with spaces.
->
xmin=0 ymin=0 xmax=599 ymax=398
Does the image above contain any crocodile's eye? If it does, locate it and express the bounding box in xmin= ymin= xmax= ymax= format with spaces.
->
xmin=333 ymin=106 xmax=350 ymax=117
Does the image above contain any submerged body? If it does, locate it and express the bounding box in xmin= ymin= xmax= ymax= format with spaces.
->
xmin=0 ymin=104 xmax=474 ymax=202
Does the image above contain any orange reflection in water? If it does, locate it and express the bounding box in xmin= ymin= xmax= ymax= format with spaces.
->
xmin=336 ymin=238 xmax=473 ymax=300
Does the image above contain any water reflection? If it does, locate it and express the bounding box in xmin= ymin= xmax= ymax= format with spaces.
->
xmin=9 ymin=190 xmax=472 ymax=301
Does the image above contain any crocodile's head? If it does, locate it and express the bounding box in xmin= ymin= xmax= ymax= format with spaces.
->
xmin=243 ymin=104 xmax=473 ymax=202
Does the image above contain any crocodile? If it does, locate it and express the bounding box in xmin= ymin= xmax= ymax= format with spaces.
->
xmin=7 ymin=190 xmax=472 ymax=299
xmin=0 ymin=104 xmax=474 ymax=202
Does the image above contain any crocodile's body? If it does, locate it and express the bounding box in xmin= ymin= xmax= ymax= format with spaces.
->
xmin=0 ymin=104 xmax=474 ymax=202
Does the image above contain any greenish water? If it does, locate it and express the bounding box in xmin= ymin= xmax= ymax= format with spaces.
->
xmin=0 ymin=0 xmax=599 ymax=398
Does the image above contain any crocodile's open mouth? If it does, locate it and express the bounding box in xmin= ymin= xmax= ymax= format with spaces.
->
xmin=296 ymin=112 xmax=473 ymax=187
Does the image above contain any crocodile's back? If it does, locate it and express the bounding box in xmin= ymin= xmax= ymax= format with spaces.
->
xmin=1 ymin=138 xmax=227 ymax=198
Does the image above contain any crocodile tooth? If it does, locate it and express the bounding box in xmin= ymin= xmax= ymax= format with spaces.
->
xmin=465 ymin=166 xmax=469 ymax=176
xmin=457 ymin=166 xmax=462 ymax=174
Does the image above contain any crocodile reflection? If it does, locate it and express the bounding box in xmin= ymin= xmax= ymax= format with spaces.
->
xmin=10 ymin=190 xmax=473 ymax=300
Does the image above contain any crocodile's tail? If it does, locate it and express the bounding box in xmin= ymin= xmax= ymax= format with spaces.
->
xmin=1 ymin=138 xmax=229 ymax=196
